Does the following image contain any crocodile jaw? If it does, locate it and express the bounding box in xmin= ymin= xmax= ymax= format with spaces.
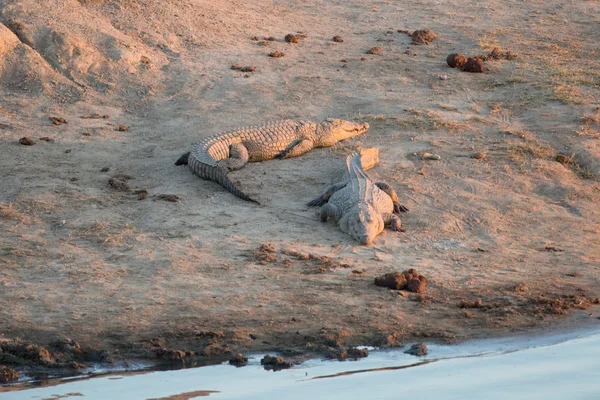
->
xmin=347 ymin=207 xmax=384 ymax=246
xmin=330 ymin=120 xmax=370 ymax=142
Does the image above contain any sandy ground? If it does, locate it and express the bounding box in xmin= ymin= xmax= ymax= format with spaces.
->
xmin=1 ymin=0 xmax=599 ymax=369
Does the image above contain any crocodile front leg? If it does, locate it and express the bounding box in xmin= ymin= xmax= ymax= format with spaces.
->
xmin=275 ymin=139 xmax=315 ymax=160
xmin=218 ymin=143 xmax=250 ymax=171
xmin=375 ymin=182 xmax=409 ymax=213
xmin=307 ymin=182 xmax=347 ymax=207
xmin=320 ymin=203 xmax=341 ymax=223
xmin=382 ymin=212 xmax=404 ymax=232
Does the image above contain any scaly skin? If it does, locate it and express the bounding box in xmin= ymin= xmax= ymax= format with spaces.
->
xmin=308 ymin=149 xmax=407 ymax=245
xmin=176 ymin=119 xmax=369 ymax=203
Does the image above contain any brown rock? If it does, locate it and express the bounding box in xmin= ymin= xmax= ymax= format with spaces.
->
xmin=374 ymin=272 xmax=408 ymax=290
xmin=117 ymin=125 xmax=129 ymax=132
xmin=0 ymin=366 xmax=19 ymax=383
xmin=407 ymin=278 xmax=427 ymax=293
xmin=285 ymin=33 xmax=299 ymax=43
xmin=446 ymin=53 xmax=467 ymax=69
xmin=49 ymin=116 xmax=67 ymax=125
xmin=231 ymin=65 xmax=256 ymax=72
xmin=411 ymin=29 xmax=437 ymax=45
xmin=462 ymin=58 xmax=485 ymax=73
xmin=366 ymin=47 xmax=384 ymax=55
xmin=19 ymin=137 xmax=35 ymax=145
xmin=269 ymin=50 xmax=285 ymax=58
xmin=229 ymin=353 xmax=248 ymax=367
xmin=405 ymin=343 xmax=428 ymax=356
xmin=261 ymin=355 xmax=292 ymax=370
xmin=332 ymin=35 xmax=344 ymax=43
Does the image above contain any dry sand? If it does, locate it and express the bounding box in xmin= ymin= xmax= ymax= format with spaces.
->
xmin=0 ymin=0 xmax=599 ymax=368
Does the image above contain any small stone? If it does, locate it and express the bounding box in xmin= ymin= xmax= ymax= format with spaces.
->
xmin=332 ymin=35 xmax=344 ymax=43
xmin=108 ymin=178 xmax=130 ymax=192
xmin=101 ymin=167 xmax=110 ymax=172
xmin=471 ymin=152 xmax=486 ymax=160
xmin=39 ymin=137 xmax=54 ymax=142
xmin=19 ymin=137 xmax=35 ymax=145
xmin=261 ymin=355 xmax=292 ymax=370
xmin=360 ymin=57 xmax=366 ymax=61
xmin=438 ymin=74 xmax=447 ymax=80
xmin=135 ymin=189 xmax=148 ymax=200
xmin=422 ymin=152 xmax=441 ymax=160
xmin=117 ymin=125 xmax=129 ymax=132
xmin=405 ymin=343 xmax=428 ymax=356
xmin=65 ymin=148 xmax=72 ymax=153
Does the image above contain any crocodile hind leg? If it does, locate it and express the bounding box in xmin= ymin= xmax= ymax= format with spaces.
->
xmin=218 ymin=143 xmax=250 ymax=171
xmin=320 ymin=203 xmax=341 ymax=223
xmin=382 ymin=212 xmax=405 ymax=232
xmin=307 ymin=182 xmax=347 ymax=207
xmin=275 ymin=139 xmax=315 ymax=160
xmin=375 ymin=182 xmax=409 ymax=213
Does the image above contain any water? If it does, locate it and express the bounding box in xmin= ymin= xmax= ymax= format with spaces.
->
xmin=2 ymin=327 xmax=600 ymax=400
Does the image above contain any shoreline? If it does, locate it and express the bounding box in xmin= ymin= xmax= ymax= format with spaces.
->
xmin=2 ymin=314 xmax=599 ymax=390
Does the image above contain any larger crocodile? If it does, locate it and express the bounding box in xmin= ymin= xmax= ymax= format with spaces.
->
xmin=175 ymin=119 xmax=370 ymax=203
xmin=308 ymin=149 xmax=407 ymax=245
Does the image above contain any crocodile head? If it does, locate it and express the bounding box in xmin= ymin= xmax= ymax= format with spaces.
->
xmin=316 ymin=119 xmax=370 ymax=146
xmin=346 ymin=205 xmax=384 ymax=246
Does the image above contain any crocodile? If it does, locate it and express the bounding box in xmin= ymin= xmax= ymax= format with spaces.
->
xmin=308 ymin=148 xmax=408 ymax=245
xmin=175 ymin=119 xmax=370 ymax=203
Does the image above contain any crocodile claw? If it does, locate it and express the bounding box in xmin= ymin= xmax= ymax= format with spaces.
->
xmin=394 ymin=203 xmax=409 ymax=213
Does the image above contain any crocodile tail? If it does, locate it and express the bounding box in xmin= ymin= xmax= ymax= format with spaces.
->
xmin=189 ymin=156 xmax=259 ymax=204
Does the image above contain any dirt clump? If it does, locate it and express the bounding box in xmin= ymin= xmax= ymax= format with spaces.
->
xmin=231 ymin=65 xmax=256 ymax=72
xmin=18 ymin=137 xmax=35 ymax=145
xmin=374 ymin=269 xmax=428 ymax=292
xmin=532 ymin=294 xmax=597 ymax=315
xmin=229 ymin=353 xmax=248 ymax=367
xmin=252 ymin=243 xmax=277 ymax=265
xmin=261 ymin=355 xmax=293 ymax=370
xmin=108 ymin=177 xmax=130 ymax=192
xmin=0 ymin=340 xmax=53 ymax=365
xmin=81 ymin=113 xmax=101 ymax=119
xmin=49 ymin=116 xmax=67 ymax=125
xmin=514 ymin=283 xmax=529 ymax=292
xmin=269 ymin=50 xmax=285 ymax=58
xmin=556 ymin=154 xmax=574 ymax=165
xmin=135 ymin=189 xmax=148 ymax=200
xmin=411 ymin=29 xmax=437 ymax=45
xmin=462 ymin=58 xmax=485 ymax=73
xmin=366 ymin=47 xmax=384 ymax=55
xmin=487 ymin=47 xmax=503 ymax=60
xmin=446 ymin=53 xmax=467 ymax=69
xmin=0 ymin=366 xmax=19 ymax=383
xmin=332 ymin=35 xmax=344 ymax=43
xmin=404 ymin=343 xmax=428 ymax=356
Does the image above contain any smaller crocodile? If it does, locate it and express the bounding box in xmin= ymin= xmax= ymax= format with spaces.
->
xmin=308 ymin=148 xmax=408 ymax=245
xmin=176 ymin=119 xmax=370 ymax=203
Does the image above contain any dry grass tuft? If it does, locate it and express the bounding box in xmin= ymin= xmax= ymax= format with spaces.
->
xmin=0 ymin=203 xmax=21 ymax=220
